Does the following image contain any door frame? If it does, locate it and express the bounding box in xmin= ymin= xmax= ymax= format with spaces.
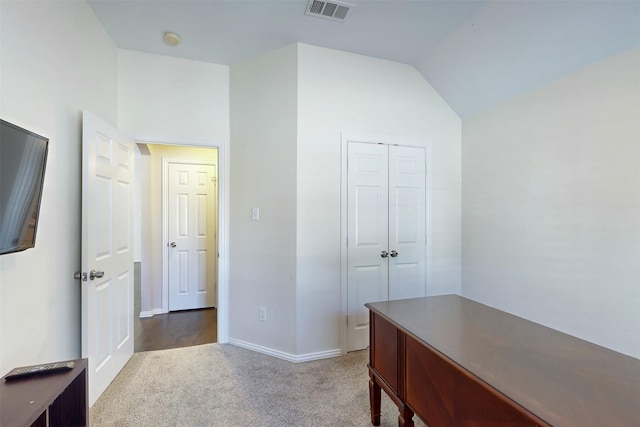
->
xmin=163 ymin=158 xmax=218 ymax=312
xmin=133 ymin=136 xmax=229 ymax=344
xmin=340 ymin=132 xmax=433 ymax=353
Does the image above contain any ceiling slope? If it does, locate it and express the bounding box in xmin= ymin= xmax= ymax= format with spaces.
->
xmin=88 ymin=0 xmax=640 ymax=118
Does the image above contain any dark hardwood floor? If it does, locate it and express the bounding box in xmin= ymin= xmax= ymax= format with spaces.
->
xmin=134 ymin=308 xmax=217 ymax=352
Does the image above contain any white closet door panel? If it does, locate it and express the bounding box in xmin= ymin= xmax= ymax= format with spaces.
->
xmin=388 ymin=145 xmax=426 ymax=300
xmin=347 ymin=142 xmax=389 ymax=351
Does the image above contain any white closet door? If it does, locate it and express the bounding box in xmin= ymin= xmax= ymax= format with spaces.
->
xmin=346 ymin=141 xmax=427 ymax=352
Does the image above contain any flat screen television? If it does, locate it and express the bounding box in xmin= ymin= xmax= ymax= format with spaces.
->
xmin=0 ymin=119 xmax=49 ymax=255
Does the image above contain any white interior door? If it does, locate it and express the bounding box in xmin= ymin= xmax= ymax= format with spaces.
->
xmin=81 ymin=111 xmax=134 ymax=406
xmin=167 ymin=161 xmax=217 ymax=311
xmin=346 ymin=141 xmax=426 ymax=352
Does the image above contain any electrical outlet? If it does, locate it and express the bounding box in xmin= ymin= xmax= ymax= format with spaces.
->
xmin=259 ymin=307 xmax=267 ymax=322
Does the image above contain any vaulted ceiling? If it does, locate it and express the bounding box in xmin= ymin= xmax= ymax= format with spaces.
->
xmin=88 ymin=0 xmax=640 ymax=118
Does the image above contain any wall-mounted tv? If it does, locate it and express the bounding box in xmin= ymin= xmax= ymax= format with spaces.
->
xmin=0 ymin=119 xmax=49 ymax=255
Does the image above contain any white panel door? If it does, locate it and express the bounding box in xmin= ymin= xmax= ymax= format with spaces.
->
xmin=347 ymin=143 xmax=389 ymax=352
xmin=388 ymin=145 xmax=426 ymax=300
xmin=81 ymin=111 xmax=134 ymax=406
xmin=168 ymin=162 xmax=217 ymax=311
xmin=346 ymin=141 xmax=426 ymax=352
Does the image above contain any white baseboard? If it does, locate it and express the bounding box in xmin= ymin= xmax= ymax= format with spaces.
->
xmin=228 ymin=338 xmax=342 ymax=363
xmin=294 ymin=348 xmax=343 ymax=363
xmin=138 ymin=308 xmax=166 ymax=318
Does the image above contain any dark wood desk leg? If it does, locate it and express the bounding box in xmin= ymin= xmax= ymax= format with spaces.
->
xmin=369 ymin=370 xmax=381 ymax=426
xmin=398 ymin=404 xmax=414 ymax=427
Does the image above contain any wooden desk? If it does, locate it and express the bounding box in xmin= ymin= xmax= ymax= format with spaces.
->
xmin=366 ymin=295 xmax=640 ymax=426
xmin=1 ymin=359 xmax=87 ymax=427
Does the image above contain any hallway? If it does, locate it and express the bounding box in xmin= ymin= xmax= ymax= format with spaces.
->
xmin=134 ymin=308 xmax=217 ymax=352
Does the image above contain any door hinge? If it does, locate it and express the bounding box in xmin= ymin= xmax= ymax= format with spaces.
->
xmin=346 ymin=315 xmax=348 ymax=326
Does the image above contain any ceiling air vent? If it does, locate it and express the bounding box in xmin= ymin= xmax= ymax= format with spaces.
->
xmin=305 ymin=0 xmax=352 ymax=22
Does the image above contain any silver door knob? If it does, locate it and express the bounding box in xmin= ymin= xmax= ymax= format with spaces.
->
xmin=169 ymin=242 xmax=177 ymax=248
xmin=381 ymin=251 xmax=389 ymax=258
xmin=89 ymin=270 xmax=104 ymax=280
xmin=390 ymin=250 xmax=398 ymax=258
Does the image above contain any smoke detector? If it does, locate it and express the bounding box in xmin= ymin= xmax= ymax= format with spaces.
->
xmin=163 ymin=32 xmax=181 ymax=46
xmin=305 ymin=0 xmax=353 ymax=22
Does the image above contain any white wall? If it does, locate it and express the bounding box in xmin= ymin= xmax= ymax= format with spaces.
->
xmin=229 ymin=43 xmax=461 ymax=358
xmin=296 ymin=44 xmax=462 ymax=355
xmin=229 ymin=45 xmax=299 ymax=355
xmin=462 ymin=46 xmax=640 ymax=358
xmin=0 ymin=1 xmax=118 ymax=374
xmin=117 ymin=50 xmax=230 ymax=321
xmin=118 ymin=50 xmax=229 ymax=144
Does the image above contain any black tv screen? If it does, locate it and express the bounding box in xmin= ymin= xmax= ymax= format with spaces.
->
xmin=0 ymin=119 xmax=49 ymax=255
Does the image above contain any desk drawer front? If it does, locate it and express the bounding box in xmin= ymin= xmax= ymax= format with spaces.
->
xmin=405 ymin=335 xmax=541 ymax=426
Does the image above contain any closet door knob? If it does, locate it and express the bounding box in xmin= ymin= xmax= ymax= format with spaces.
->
xmin=381 ymin=251 xmax=389 ymax=258
xmin=390 ymin=250 xmax=398 ymax=258
xmin=89 ymin=270 xmax=104 ymax=280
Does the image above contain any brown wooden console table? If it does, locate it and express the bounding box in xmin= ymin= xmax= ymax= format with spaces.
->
xmin=366 ymin=295 xmax=640 ymax=426
xmin=1 ymin=358 xmax=87 ymax=426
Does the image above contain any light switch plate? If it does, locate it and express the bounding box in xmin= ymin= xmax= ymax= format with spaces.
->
xmin=251 ymin=207 xmax=260 ymax=221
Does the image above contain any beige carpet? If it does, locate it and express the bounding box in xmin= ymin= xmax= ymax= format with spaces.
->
xmin=90 ymin=343 xmax=427 ymax=426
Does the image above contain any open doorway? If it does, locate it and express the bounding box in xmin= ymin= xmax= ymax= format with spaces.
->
xmin=133 ymin=306 xmax=217 ymax=352
xmin=134 ymin=143 xmax=219 ymax=352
